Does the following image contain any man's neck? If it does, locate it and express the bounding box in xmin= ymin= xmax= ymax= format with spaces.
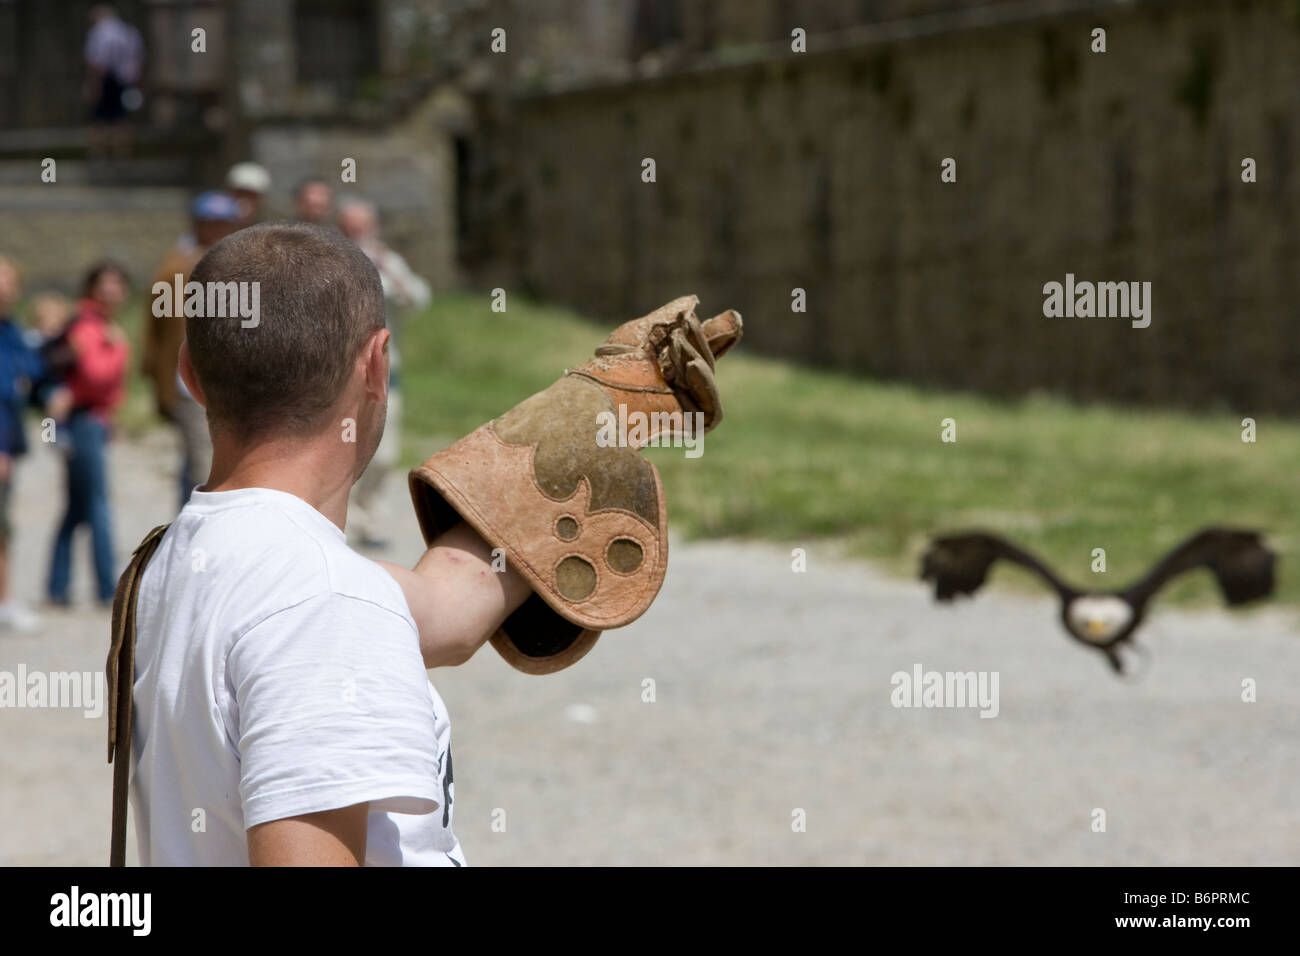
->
xmin=203 ymin=431 xmax=356 ymax=532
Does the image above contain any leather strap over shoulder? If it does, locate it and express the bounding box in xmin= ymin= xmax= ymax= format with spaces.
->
xmin=106 ymin=523 xmax=170 ymax=867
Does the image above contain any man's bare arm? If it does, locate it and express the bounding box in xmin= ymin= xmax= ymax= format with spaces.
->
xmin=378 ymin=522 xmax=532 ymax=668
xmin=247 ymin=803 xmax=370 ymax=866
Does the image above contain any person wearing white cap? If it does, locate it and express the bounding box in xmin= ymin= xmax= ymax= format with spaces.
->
xmin=226 ymin=162 xmax=272 ymax=226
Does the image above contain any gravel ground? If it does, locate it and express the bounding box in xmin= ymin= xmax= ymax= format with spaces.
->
xmin=1 ymin=430 xmax=1297 ymax=866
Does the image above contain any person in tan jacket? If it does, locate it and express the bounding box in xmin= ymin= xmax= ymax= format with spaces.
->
xmin=143 ymin=191 xmax=240 ymax=508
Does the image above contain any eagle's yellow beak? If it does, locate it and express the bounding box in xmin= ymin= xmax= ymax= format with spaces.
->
xmin=1085 ymin=619 xmax=1108 ymax=637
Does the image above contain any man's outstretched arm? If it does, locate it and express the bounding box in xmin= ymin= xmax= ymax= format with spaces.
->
xmin=378 ymin=522 xmax=532 ymax=669
xmin=248 ymin=803 xmax=370 ymax=866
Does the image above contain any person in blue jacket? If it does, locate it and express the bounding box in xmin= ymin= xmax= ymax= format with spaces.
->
xmin=0 ymin=255 xmax=72 ymax=630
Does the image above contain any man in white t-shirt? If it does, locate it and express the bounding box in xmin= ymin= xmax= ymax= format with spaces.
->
xmin=131 ymin=222 xmax=530 ymax=865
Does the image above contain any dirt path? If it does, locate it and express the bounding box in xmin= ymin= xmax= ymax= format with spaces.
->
xmin=1 ymin=430 xmax=1297 ymax=865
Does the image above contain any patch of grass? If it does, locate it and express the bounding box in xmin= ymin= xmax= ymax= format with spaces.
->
xmin=401 ymin=292 xmax=1300 ymax=607
xmin=68 ymin=287 xmax=1284 ymax=610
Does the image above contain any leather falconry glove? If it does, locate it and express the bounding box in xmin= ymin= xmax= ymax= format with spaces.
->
xmin=409 ymin=295 xmax=742 ymax=674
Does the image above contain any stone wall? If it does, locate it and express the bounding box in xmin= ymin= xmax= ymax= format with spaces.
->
xmin=466 ymin=0 xmax=1300 ymax=413
xmin=0 ymin=172 xmax=188 ymax=296
xmin=248 ymin=85 xmax=469 ymax=293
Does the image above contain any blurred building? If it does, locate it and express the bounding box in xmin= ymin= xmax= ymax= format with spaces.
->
xmin=464 ymin=0 xmax=1300 ymax=414
xmin=0 ymin=0 xmax=484 ymax=292
xmin=0 ymin=0 xmax=1049 ymax=293
xmin=1 ymin=0 xmax=1297 ymax=412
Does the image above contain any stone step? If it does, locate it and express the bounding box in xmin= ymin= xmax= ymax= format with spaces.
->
xmin=0 ymin=183 xmax=188 ymax=211
xmin=0 ymin=157 xmax=198 ymax=188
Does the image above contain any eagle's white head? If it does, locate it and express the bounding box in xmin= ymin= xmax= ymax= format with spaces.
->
xmin=1066 ymin=595 xmax=1134 ymax=644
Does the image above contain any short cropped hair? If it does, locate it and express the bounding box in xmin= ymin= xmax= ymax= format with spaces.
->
xmin=186 ymin=221 xmax=384 ymax=440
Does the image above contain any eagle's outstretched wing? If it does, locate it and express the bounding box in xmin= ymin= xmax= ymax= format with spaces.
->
xmin=1121 ymin=528 xmax=1275 ymax=610
xmin=920 ymin=532 xmax=1075 ymax=602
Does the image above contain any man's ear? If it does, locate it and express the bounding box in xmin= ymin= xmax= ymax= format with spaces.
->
xmin=361 ymin=328 xmax=391 ymax=404
xmin=178 ymin=340 xmax=206 ymax=408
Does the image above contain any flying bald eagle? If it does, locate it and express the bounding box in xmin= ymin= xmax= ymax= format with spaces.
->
xmin=920 ymin=528 xmax=1276 ymax=673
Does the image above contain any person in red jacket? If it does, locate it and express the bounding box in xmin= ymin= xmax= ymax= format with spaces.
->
xmin=48 ymin=260 xmax=129 ymax=606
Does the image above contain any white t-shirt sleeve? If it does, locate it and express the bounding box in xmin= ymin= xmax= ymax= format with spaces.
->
xmin=227 ymin=590 xmax=443 ymax=829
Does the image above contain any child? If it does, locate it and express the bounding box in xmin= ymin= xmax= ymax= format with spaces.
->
xmin=27 ymin=293 xmax=78 ymax=410
xmin=0 ymin=257 xmax=54 ymax=629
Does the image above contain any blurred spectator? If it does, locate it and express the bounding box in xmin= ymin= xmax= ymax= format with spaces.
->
xmin=83 ymin=4 xmax=144 ymax=158
xmin=226 ymin=162 xmax=272 ymax=227
xmin=175 ymin=179 xmax=256 ymax=256
xmin=0 ymin=257 xmax=72 ymax=630
xmin=294 ymin=178 xmax=334 ymax=224
xmin=144 ymin=191 xmax=240 ymax=508
xmin=26 ymin=294 xmax=74 ymax=347
xmin=19 ymin=294 xmax=76 ymax=416
xmin=48 ymin=261 xmax=130 ymax=607
xmin=338 ymin=199 xmax=431 ymax=548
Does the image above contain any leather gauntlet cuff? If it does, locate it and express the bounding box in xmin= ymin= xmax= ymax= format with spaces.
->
xmin=410 ymin=296 xmax=741 ymax=674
